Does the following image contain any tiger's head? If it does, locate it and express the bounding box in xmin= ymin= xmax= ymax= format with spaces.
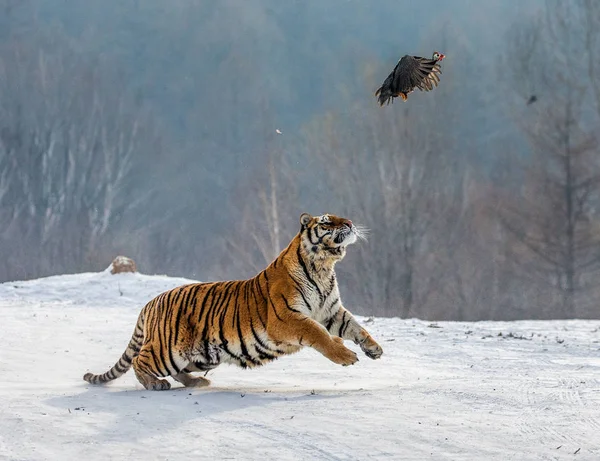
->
xmin=299 ymin=212 xmax=366 ymax=263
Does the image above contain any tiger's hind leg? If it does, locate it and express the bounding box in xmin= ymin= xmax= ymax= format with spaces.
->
xmin=169 ymin=339 xmax=221 ymax=388
xmin=174 ymin=359 xmax=218 ymax=388
xmin=172 ymin=372 xmax=210 ymax=388
xmin=132 ymin=354 xmax=171 ymax=391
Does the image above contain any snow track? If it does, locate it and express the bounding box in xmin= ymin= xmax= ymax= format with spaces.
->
xmin=1 ymin=271 xmax=599 ymax=460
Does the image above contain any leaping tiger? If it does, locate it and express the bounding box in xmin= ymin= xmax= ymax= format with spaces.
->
xmin=83 ymin=212 xmax=383 ymax=391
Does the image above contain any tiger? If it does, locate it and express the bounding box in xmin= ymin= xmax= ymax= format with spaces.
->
xmin=83 ymin=212 xmax=383 ymax=391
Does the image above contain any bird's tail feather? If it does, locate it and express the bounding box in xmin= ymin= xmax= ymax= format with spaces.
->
xmin=375 ymin=85 xmax=394 ymax=106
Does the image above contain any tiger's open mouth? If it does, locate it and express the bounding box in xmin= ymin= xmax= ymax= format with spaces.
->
xmin=334 ymin=227 xmax=355 ymax=245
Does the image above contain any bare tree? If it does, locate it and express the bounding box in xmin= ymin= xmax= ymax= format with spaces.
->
xmin=297 ymin=87 xmax=466 ymax=318
xmin=218 ymin=103 xmax=300 ymax=278
xmin=0 ymin=28 xmax=163 ymax=279
xmin=497 ymin=0 xmax=600 ymax=318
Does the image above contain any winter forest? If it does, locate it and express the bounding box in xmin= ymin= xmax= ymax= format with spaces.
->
xmin=2 ymin=0 xmax=600 ymax=321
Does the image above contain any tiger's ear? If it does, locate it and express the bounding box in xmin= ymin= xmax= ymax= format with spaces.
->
xmin=300 ymin=213 xmax=312 ymax=229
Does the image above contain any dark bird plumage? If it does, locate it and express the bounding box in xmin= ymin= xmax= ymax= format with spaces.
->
xmin=375 ymin=51 xmax=445 ymax=106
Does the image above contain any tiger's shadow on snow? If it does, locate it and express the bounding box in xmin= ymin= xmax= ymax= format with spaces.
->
xmin=45 ymin=383 xmax=345 ymax=442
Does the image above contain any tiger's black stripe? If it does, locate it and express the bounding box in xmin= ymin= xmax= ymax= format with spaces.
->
xmin=248 ymin=318 xmax=279 ymax=359
xmin=253 ymin=275 xmax=269 ymax=325
xmin=341 ymin=312 xmax=353 ymax=338
xmin=296 ymin=244 xmax=323 ymax=300
xmin=263 ymin=271 xmax=284 ymax=322
xmin=164 ymin=291 xmax=180 ymax=374
xmin=250 ymin=277 xmax=268 ymax=328
xmin=281 ymin=293 xmax=302 ymax=314
xmin=236 ymin=287 xmax=261 ymax=366
xmin=289 ymin=273 xmax=312 ymax=311
xmin=325 ymin=312 xmax=337 ymax=331
xmin=217 ymin=288 xmax=243 ymax=363
xmin=150 ymin=310 xmax=169 ymax=376
xmin=338 ymin=311 xmax=348 ymax=337
xmin=206 ymin=281 xmax=234 ymax=340
xmin=231 ymin=284 xmax=252 ymax=362
xmin=174 ymin=284 xmax=199 ymax=345
xmin=199 ymin=284 xmax=220 ymax=339
xmin=245 ymin=281 xmax=283 ymax=357
xmin=267 ymin=293 xmax=284 ymax=322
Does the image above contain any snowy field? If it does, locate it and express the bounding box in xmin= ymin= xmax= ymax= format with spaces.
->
xmin=1 ymin=270 xmax=599 ymax=461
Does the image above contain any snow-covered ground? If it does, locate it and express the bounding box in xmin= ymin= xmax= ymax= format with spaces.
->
xmin=1 ymin=270 xmax=599 ymax=461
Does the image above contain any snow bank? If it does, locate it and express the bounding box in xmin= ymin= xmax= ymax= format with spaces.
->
xmin=1 ymin=271 xmax=599 ymax=460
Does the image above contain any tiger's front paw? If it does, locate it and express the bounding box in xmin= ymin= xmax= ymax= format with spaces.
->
xmin=328 ymin=341 xmax=359 ymax=366
xmin=360 ymin=337 xmax=383 ymax=360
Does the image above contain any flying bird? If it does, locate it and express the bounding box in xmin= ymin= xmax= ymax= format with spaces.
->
xmin=375 ymin=51 xmax=445 ymax=106
xmin=526 ymin=95 xmax=537 ymax=105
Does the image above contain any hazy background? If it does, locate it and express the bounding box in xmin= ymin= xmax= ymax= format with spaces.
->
xmin=3 ymin=0 xmax=600 ymax=321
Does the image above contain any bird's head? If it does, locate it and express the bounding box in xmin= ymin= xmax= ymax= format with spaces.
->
xmin=432 ymin=51 xmax=445 ymax=61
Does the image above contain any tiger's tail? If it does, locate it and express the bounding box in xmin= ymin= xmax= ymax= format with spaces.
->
xmin=83 ymin=309 xmax=146 ymax=385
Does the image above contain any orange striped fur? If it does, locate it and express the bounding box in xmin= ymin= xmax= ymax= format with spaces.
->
xmin=83 ymin=213 xmax=383 ymax=390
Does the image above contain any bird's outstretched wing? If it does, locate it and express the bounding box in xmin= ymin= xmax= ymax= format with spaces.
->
xmin=417 ymin=64 xmax=442 ymax=92
xmin=394 ymin=55 xmax=441 ymax=94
